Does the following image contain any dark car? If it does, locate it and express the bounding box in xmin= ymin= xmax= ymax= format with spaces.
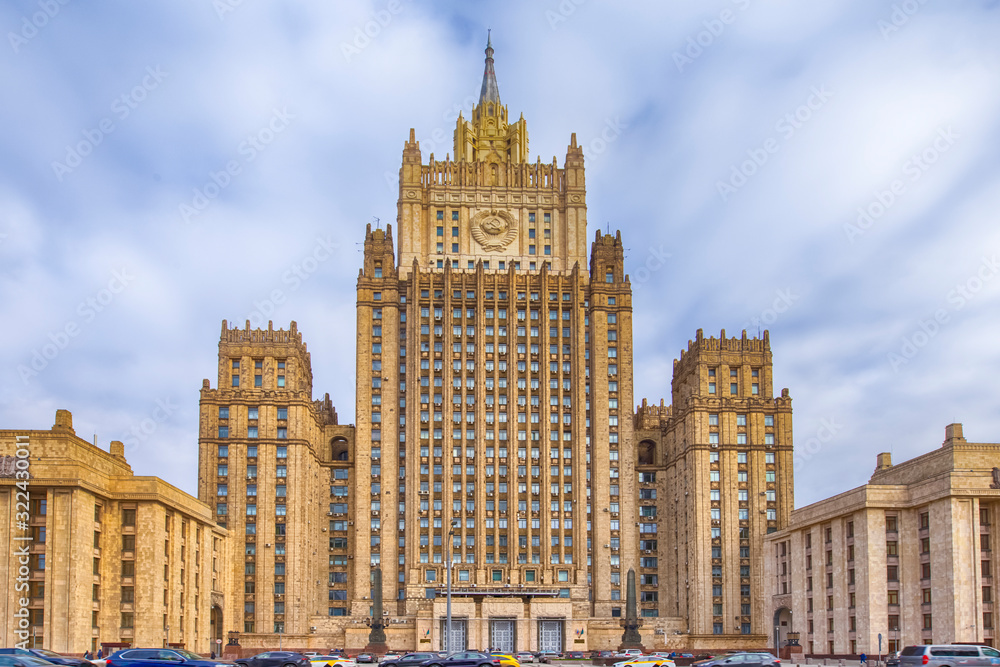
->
xmin=355 ymin=657 xmax=375 ymax=665
xmin=567 ymin=654 xmax=585 ymax=661
xmin=692 ymin=654 xmax=779 ymax=667
xmin=105 ymin=649 xmax=233 ymax=667
xmin=0 ymin=656 xmax=60 ymax=667
xmin=382 ymin=655 xmax=441 ymax=667
xmin=413 ymin=652 xmax=498 ymax=667
xmin=235 ymin=653 xmax=310 ymax=667
xmin=0 ymin=650 xmax=90 ymax=667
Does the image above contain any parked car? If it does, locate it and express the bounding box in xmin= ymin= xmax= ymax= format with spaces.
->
xmin=0 ymin=650 xmax=91 ymax=667
xmin=380 ymin=654 xmax=439 ymax=667
xmin=309 ymin=656 xmax=357 ymax=667
xmin=412 ymin=653 xmax=498 ymax=667
xmin=488 ymin=655 xmax=518 ymax=667
xmin=235 ymin=652 xmax=311 ymax=667
xmin=615 ymin=652 xmax=644 ymax=660
xmin=566 ymin=654 xmax=585 ymax=661
xmin=689 ymin=653 xmax=779 ymax=667
xmin=537 ymin=655 xmax=561 ymax=665
xmin=382 ymin=655 xmax=402 ymax=663
xmin=599 ymin=653 xmax=616 ymax=659
xmin=101 ymin=649 xmax=235 ymax=667
xmin=899 ymin=645 xmax=1000 ymax=667
xmin=613 ymin=658 xmax=674 ymax=667
xmin=355 ymin=657 xmax=376 ymax=665
xmin=515 ymin=656 xmax=534 ymax=665
xmin=0 ymin=656 xmax=59 ymax=667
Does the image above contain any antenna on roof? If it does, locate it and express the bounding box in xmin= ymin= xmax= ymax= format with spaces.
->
xmin=372 ymin=216 xmax=381 ymax=230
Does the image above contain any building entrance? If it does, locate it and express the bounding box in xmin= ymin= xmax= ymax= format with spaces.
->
xmin=490 ymin=619 xmax=515 ymax=653
xmin=538 ymin=620 xmax=563 ymax=653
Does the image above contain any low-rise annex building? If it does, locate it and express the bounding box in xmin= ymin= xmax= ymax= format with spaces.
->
xmin=765 ymin=423 xmax=1000 ymax=656
xmin=0 ymin=410 xmax=232 ymax=654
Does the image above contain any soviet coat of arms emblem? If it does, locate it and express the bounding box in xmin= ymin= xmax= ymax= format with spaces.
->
xmin=471 ymin=209 xmax=517 ymax=251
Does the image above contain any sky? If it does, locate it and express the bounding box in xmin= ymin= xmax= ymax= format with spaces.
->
xmin=2 ymin=1 xmax=999 ymax=508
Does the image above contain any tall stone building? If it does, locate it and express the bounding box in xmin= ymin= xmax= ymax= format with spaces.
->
xmin=0 ymin=410 xmax=230 ymax=654
xmin=635 ymin=329 xmax=794 ymax=647
xmin=196 ymin=321 xmax=354 ymax=638
xmin=348 ymin=33 xmax=639 ymax=651
xmin=188 ymin=38 xmax=791 ymax=651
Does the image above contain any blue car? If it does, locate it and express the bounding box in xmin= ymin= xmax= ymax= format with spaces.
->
xmin=106 ymin=649 xmax=231 ymax=667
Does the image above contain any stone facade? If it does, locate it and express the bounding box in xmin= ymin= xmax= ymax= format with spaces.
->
xmin=0 ymin=410 xmax=230 ymax=654
xmin=765 ymin=423 xmax=1000 ymax=655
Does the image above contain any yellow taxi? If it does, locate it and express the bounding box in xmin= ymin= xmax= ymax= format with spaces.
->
xmin=489 ymin=654 xmax=521 ymax=667
xmin=612 ymin=657 xmax=676 ymax=667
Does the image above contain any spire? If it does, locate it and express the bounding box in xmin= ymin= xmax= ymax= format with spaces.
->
xmin=479 ymin=30 xmax=500 ymax=104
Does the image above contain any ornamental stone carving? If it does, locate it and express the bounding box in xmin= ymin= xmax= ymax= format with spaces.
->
xmin=471 ymin=209 xmax=517 ymax=251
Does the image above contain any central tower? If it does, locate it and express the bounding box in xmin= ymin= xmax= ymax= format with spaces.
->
xmin=395 ymin=35 xmax=589 ymax=276
xmin=355 ymin=36 xmax=638 ymax=650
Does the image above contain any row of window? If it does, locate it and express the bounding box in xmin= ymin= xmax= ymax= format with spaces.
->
xmin=217 ymin=427 xmax=287 ymax=439
xmin=230 ymin=360 xmax=287 ymax=388
xmin=217 ymin=465 xmax=285 ymax=477
xmin=219 ymin=406 xmax=288 ymax=420
xmin=218 ymin=445 xmax=287 ymax=457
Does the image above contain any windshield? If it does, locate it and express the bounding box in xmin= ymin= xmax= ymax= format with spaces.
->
xmin=32 ymin=652 xmax=62 ymax=659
